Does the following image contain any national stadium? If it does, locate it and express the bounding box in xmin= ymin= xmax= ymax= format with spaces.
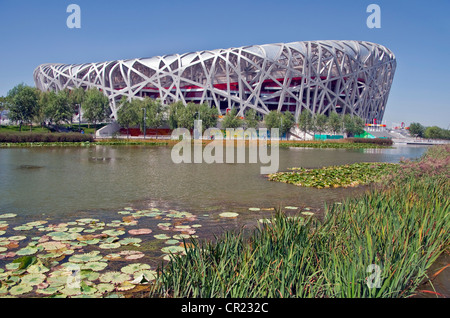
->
xmin=33 ymin=40 xmax=396 ymax=124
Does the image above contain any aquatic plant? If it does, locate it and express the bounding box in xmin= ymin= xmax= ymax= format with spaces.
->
xmin=268 ymin=162 xmax=399 ymax=188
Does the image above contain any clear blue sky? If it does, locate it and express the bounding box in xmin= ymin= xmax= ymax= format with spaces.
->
xmin=0 ymin=0 xmax=449 ymax=128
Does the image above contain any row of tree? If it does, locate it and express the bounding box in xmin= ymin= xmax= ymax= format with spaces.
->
xmin=1 ymin=83 xmax=367 ymax=139
xmin=1 ymin=84 xmax=110 ymax=132
xmin=408 ymin=122 xmax=450 ymax=140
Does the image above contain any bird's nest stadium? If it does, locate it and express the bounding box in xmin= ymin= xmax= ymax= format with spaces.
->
xmin=33 ymin=40 xmax=396 ymax=123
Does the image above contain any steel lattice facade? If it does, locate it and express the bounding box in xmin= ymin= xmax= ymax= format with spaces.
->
xmin=33 ymin=40 xmax=396 ymax=123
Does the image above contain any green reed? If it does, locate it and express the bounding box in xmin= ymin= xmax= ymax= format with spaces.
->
xmin=150 ymin=145 xmax=449 ymax=298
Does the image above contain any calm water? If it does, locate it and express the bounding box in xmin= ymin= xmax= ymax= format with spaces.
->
xmin=0 ymin=144 xmax=429 ymax=219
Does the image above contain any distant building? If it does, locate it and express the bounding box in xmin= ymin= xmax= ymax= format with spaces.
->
xmin=33 ymin=40 xmax=396 ymax=123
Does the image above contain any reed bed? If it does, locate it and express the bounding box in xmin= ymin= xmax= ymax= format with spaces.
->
xmin=150 ymin=145 xmax=449 ymax=298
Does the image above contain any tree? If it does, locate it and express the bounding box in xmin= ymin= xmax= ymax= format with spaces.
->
xmin=197 ymin=103 xmax=219 ymax=132
xmin=69 ymin=87 xmax=86 ymax=129
xmin=315 ymin=113 xmax=329 ymax=135
xmin=44 ymin=90 xmax=73 ymax=125
xmin=343 ymin=114 xmax=365 ymax=137
xmin=408 ymin=122 xmax=425 ymax=138
xmin=264 ymin=111 xmax=281 ymax=131
xmin=424 ymin=126 xmax=444 ymax=139
xmin=298 ymin=110 xmax=313 ymax=139
xmin=281 ymin=111 xmax=295 ymax=139
xmin=168 ymin=101 xmax=185 ymax=129
xmin=117 ymin=96 xmax=140 ymax=138
xmin=221 ymin=108 xmax=243 ymax=129
xmin=328 ymin=111 xmax=343 ymax=135
xmin=141 ymin=97 xmax=166 ymax=130
xmin=82 ymin=88 xmax=109 ymax=133
xmin=177 ymin=102 xmax=198 ymax=130
xmin=7 ymin=83 xmax=39 ymax=131
xmin=244 ymin=108 xmax=260 ymax=129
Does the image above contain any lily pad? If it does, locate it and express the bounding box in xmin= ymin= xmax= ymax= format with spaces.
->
xmin=0 ymin=213 xmax=17 ymax=219
xmin=120 ymin=263 xmax=151 ymax=274
xmin=16 ymin=246 xmax=39 ymax=256
xmin=161 ymin=245 xmax=185 ymax=254
xmin=248 ymin=208 xmax=261 ymax=211
xmin=153 ymin=234 xmax=170 ymax=240
xmin=96 ymin=283 xmax=115 ymax=294
xmin=69 ymin=251 xmax=103 ymax=263
xmin=301 ymin=211 xmax=315 ymax=216
xmin=81 ymin=261 xmax=108 ymax=272
xmin=21 ymin=273 xmax=46 ymax=286
xmin=9 ymin=284 xmax=33 ymax=295
xmin=219 ymin=212 xmax=239 ymax=218
xmin=99 ymin=271 xmax=131 ymax=284
xmin=99 ymin=242 xmax=121 ymax=249
xmin=128 ymin=228 xmax=152 ymax=235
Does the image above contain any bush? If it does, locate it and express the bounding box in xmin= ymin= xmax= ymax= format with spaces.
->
xmin=0 ymin=132 xmax=93 ymax=143
xmin=347 ymin=137 xmax=393 ymax=146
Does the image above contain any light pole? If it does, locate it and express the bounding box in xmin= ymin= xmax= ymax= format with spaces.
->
xmin=142 ymin=108 xmax=146 ymax=139
xmin=78 ymin=104 xmax=81 ymax=132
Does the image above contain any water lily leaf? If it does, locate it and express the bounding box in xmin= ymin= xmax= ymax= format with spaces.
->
xmin=285 ymin=206 xmax=298 ymax=210
xmin=13 ymin=225 xmax=33 ymax=231
xmin=9 ymin=235 xmax=28 ymax=242
xmin=16 ymin=246 xmax=39 ymax=256
xmin=0 ymin=247 xmax=7 ymax=253
xmin=35 ymin=286 xmax=60 ymax=295
xmin=26 ymin=263 xmax=50 ymax=274
xmin=0 ymin=213 xmax=17 ymax=219
xmin=116 ymin=281 xmax=135 ymax=291
xmin=173 ymin=234 xmax=191 ymax=240
xmin=80 ymin=270 xmax=100 ymax=281
xmin=9 ymin=284 xmax=33 ymax=295
xmin=48 ymin=231 xmax=79 ymax=241
xmin=119 ymin=237 xmax=142 ymax=245
xmin=68 ymin=227 xmax=85 ymax=233
xmin=161 ymin=245 xmax=185 ymax=254
xmin=120 ymin=263 xmax=151 ymax=275
xmin=69 ymin=251 xmax=102 ymax=263
xmin=80 ymin=281 xmax=97 ymax=295
xmin=81 ymin=262 xmax=108 ymax=272
xmin=248 ymin=208 xmax=261 ymax=211
xmin=99 ymin=243 xmax=121 ymax=249
xmin=99 ymin=271 xmax=131 ymax=284
xmin=219 ymin=212 xmax=239 ymax=218
xmin=102 ymin=229 xmax=125 ymax=237
xmin=133 ymin=270 xmax=157 ymax=283
xmin=21 ymin=273 xmax=46 ymax=286
xmin=60 ymin=286 xmax=81 ymax=296
xmin=96 ymin=283 xmax=115 ymax=294
xmin=128 ymin=228 xmax=152 ymax=235
xmin=153 ymin=234 xmax=170 ymax=240
xmin=165 ymin=239 xmax=180 ymax=245
xmin=301 ymin=212 xmax=315 ymax=216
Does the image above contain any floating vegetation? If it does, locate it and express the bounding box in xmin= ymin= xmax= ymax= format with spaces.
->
xmin=219 ymin=212 xmax=239 ymax=218
xmin=268 ymin=162 xmax=399 ymax=188
xmin=0 ymin=202 xmax=218 ymax=298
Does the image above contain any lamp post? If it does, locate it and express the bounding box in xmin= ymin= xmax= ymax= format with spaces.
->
xmin=142 ymin=108 xmax=146 ymax=139
xmin=78 ymin=104 xmax=81 ymax=132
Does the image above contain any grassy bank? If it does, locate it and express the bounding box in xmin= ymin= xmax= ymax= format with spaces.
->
xmin=149 ymin=145 xmax=449 ymax=298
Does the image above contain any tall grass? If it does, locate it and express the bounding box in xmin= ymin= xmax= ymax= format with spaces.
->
xmin=150 ymin=145 xmax=449 ymax=298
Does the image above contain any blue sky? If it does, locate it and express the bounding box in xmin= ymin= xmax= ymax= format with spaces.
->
xmin=0 ymin=0 xmax=449 ymax=128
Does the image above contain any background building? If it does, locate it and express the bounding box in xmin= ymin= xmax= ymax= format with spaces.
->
xmin=33 ymin=40 xmax=396 ymax=123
